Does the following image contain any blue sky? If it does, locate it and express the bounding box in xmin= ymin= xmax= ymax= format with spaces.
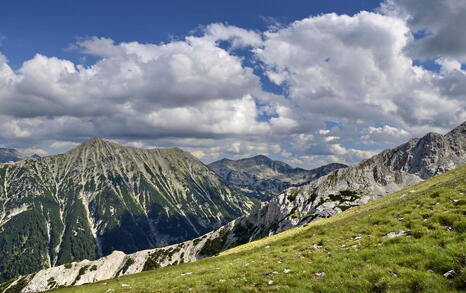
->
xmin=0 ymin=0 xmax=465 ymax=168
xmin=1 ymin=0 xmax=380 ymax=67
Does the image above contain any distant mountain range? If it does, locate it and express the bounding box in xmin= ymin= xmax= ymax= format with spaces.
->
xmin=208 ymin=155 xmax=347 ymax=200
xmin=0 ymin=138 xmax=257 ymax=282
xmin=0 ymin=148 xmax=27 ymax=163
xmin=0 ymin=148 xmax=40 ymax=163
xmin=16 ymin=121 xmax=465 ymax=291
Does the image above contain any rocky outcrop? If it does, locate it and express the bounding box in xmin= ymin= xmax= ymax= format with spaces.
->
xmin=208 ymin=155 xmax=346 ymax=200
xmin=0 ymin=139 xmax=257 ymax=282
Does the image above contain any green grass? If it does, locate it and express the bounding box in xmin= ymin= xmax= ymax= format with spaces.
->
xmin=50 ymin=165 xmax=466 ymax=292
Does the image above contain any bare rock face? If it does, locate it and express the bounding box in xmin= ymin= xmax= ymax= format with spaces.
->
xmin=4 ymin=121 xmax=466 ymax=293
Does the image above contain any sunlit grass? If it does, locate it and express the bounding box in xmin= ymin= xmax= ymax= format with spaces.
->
xmin=51 ymin=165 xmax=466 ymax=292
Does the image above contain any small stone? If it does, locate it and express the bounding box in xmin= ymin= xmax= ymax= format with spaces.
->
xmin=283 ymin=269 xmax=292 ymax=274
xmin=267 ymin=280 xmax=274 ymax=285
xmin=265 ymin=245 xmax=270 ymax=249
xmin=121 ymin=284 xmax=130 ymax=287
xmin=443 ymin=270 xmax=456 ymax=279
xmin=384 ymin=230 xmax=405 ymax=238
xmin=312 ymin=244 xmax=323 ymax=249
xmin=314 ymin=272 xmax=326 ymax=277
xmin=354 ymin=236 xmax=362 ymax=240
xmin=272 ymin=271 xmax=279 ymax=274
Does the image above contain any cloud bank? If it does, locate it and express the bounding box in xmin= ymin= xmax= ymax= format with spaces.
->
xmin=0 ymin=0 xmax=465 ymax=168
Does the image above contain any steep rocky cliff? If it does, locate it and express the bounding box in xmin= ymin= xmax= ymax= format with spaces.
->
xmin=0 ymin=139 xmax=257 ymax=282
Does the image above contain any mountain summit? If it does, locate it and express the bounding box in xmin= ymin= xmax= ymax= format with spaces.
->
xmin=0 ymin=139 xmax=256 ymax=281
xmin=208 ymin=155 xmax=347 ymax=200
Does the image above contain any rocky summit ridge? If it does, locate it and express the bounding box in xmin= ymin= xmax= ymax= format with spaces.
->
xmin=208 ymin=155 xmax=347 ymax=200
xmin=8 ymin=121 xmax=466 ymax=292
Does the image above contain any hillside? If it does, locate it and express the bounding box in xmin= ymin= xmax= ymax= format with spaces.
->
xmin=208 ymin=155 xmax=346 ymax=200
xmin=0 ymin=138 xmax=257 ymax=282
xmin=9 ymin=160 xmax=464 ymax=292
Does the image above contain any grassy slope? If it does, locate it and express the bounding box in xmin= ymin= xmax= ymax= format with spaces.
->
xmin=51 ymin=165 xmax=466 ymax=293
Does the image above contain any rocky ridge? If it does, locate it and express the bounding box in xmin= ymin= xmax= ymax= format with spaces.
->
xmin=208 ymin=155 xmax=347 ymax=200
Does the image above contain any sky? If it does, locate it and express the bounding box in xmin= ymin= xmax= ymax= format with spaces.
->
xmin=0 ymin=0 xmax=465 ymax=168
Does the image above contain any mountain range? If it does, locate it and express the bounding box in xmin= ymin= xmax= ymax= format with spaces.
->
xmin=0 ymin=138 xmax=257 ymax=281
xmin=7 ymin=121 xmax=465 ymax=292
xmin=0 ymin=149 xmax=28 ymax=163
xmin=14 ymin=162 xmax=464 ymax=293
xmin=208 ymin=155 xmax=346 ymax=200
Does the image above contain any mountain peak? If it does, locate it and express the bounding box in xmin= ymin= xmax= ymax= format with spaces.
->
xmin=447 ymin=120 xmax=466 ymax=137
xmin=75 ymin=137 xmax=117 ymax=150
xmin=68 ymin=138 xmax=124 ymax=157
xmin=251 ymin=154 xmax=271 ymax=160
xmin=81 ymin=137 xmax=110 ymax=145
